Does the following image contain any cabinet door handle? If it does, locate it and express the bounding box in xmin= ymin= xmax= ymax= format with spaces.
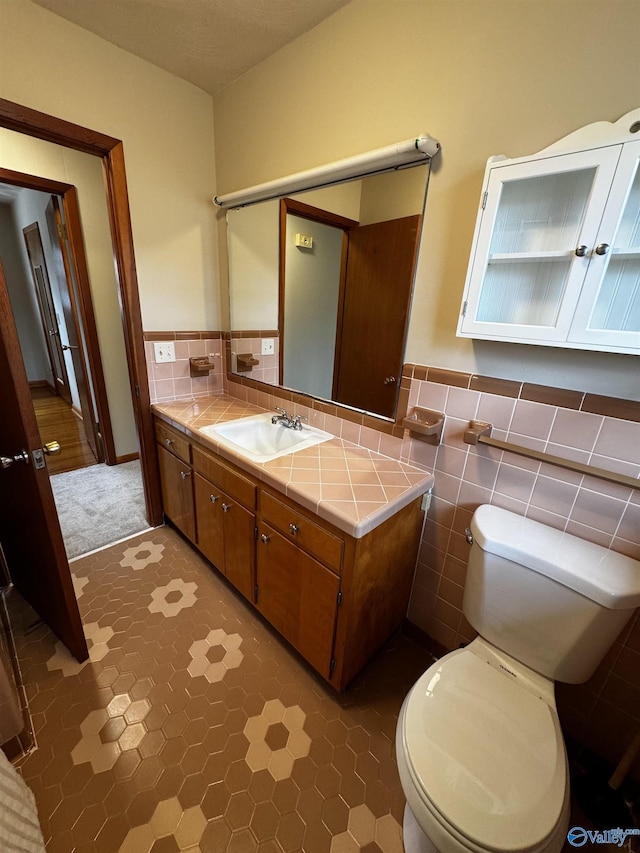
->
xmin=180 ymin=470 xmax=191 ymax=479
xmin=574 ymin=245 xmax=588 ymax=257
xmin=222 ymin=503 xmax=231 ymax=513
xmin=289 ymin=523 xmax=299 ymax=535
xmin=383 ymin=376 xmax=396 ymax=385
xmin=165 ymin=438 xmax=173 ymax=446
xmin=595 ymin=243 xmax=610 ymax=256
xmin=209 ymin=494 xmax=220 ymax=503
xmin=260 ymin=533 xmax=270 ymax=544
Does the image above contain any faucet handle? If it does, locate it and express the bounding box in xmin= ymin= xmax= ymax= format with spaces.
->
xmin=292 ymin=414 xmax=307 ymax=430
xmin=274 ymin=406 xmax=288 ymax=416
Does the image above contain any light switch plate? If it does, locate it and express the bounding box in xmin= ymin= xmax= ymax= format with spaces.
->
xmin=153 ymin=341 xmax=176 ymax=363
xmin=261 ymin=338 xmax=275 ymax=356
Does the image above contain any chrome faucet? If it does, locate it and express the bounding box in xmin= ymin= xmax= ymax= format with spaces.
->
xmin=271 ymin=407 xmax=306 ymax=430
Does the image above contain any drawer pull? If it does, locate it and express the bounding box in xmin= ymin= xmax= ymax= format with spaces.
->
xmin=289 ymin=523 xmax=299 ymax=535
xmin=210 ymin=494 xmax=220 ymax=503
xmin=180 ymin=470 xmax=191 ymax=479
xmin=222 ymin=503 xmax=232 ymax=513
xmin=165 ymin=438 xmax=173 ymax=446
xmin=260 ymin=533 xmax=270 ymax=544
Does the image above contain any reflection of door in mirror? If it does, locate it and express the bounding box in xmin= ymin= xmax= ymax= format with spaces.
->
xmin=333 ymin=214 xmax=421 ymax=418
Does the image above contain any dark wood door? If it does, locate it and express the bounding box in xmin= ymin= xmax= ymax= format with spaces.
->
xmin=22 ymin=222 xmax=72 ymax=405
xmin=45 ymin=196 xmax=101 ymax=462
xmin=222 ymin=496 xmax=255 ymax=603
xmin=194 ymin=472 xmax=225 ymax=571
xmin=256 ymin=523 xmax=339 ymax=678
xmin=334 ymin=215 xmax=421 ymax=417
xmin=0 ymin=261 xmax=88 ymax=662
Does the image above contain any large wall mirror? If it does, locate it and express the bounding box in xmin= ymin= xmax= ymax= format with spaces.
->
xmin=226 ymin=160 xmax=432 ymax=420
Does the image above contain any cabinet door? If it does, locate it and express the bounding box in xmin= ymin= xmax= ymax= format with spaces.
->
xmin=195 ymin=473 xmax=256 ymax=603
xmin=194 ymin=472 xmax=225 ymax=572
xmin=459 ymin=146 xmax=621 ymax=343
xmin=568 ymin=140 xmax=640 ymax=352
xmin=157 ymin=445 xmax=195 ymax=541
xmin=256 ymin=523 xmax=340 ymax=678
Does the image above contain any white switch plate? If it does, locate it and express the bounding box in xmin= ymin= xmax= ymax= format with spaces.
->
xmin=153 ymin=341 xmax=176 ymax=363
xmin=261 ymin=338 xmax=275 ymax=356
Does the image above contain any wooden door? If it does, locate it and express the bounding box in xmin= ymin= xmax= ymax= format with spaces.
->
xmin=45 ymin=197 xmax=101 ymax=461
xmin=22 ymin=222 xmax=72 ymax=405
xmin=333 ymin=215 xmax=421 ymax=417
xmin=256 ymin=523 xmax=339 ymax=678
xmin=0 ymin=261 xmax=88 ymax=662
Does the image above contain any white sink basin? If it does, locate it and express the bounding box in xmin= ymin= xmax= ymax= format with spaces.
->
xmin=200 ymin=413 xmax=333 ymax=463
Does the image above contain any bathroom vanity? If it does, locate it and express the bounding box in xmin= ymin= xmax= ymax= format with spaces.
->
xmin=153 ymin=396 xmax=433 ymax=691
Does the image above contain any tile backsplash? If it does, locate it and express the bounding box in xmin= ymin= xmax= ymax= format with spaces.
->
xmin=144 ymin=332 xmax=224 ymax=403
xmin=148 ymin=339 xmax=640 ymax=777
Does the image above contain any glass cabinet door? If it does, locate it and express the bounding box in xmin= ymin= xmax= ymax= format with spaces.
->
xmin=569 ymin=140 xmax=640 ymax=351
xmin=462 ymin=146 xmax=621 ymax=342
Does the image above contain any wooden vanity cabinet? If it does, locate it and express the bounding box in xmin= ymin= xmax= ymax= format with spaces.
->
xmin=156 ymin=422 xmax=195 ymax=542
xmin=154 ymin=416 xmax=426 ymax=691
xmin=192 ymin=447 xmax=256 ymax=603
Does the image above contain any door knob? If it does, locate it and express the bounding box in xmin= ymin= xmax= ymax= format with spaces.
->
xmin=1 ymin=450 xmax=29 ymax=469
xmin=43 ymin=441 xmax=61 ymax=455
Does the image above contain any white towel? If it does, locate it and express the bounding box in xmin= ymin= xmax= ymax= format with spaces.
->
xmin=0 ymin=749 xmax=45 ymax=852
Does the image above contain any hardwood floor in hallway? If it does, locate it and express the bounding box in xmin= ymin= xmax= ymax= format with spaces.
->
xmin=31 ymin=388 xmax=97 ymax=475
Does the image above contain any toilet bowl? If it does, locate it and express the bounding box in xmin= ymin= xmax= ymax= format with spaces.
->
xmin=396 ymin=505 xmax=640 ymax=853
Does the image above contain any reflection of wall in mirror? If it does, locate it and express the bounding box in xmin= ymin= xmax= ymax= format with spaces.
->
xmin=228 ymin=201 xmax=279 ymax=330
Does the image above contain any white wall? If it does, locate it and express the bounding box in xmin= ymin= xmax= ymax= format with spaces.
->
xmin=0 ymin=0 xmax=219 ymax=332
xmin=213 ymin=0 xmax=640 ymax=401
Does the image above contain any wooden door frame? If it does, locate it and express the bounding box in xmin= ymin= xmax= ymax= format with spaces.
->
xmin=278 ymin=197 xmax=357 ymax=391
xmin=0 ymin=98 xmax=163 ymax=526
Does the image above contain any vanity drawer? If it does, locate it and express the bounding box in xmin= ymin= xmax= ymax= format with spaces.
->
xmin=260 ymin=491 xmax=343 ymax=574
xmin=155 ymin=421 xmax=191 ymax=464
xmin=193 ymin=446 xmax=257 ymax=511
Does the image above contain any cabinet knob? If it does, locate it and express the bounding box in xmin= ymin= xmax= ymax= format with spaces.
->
xmin=165 ymin=438 xmax=173 ymax=446
xmin=260 ymin=533 xmax=270 ymax=544
xmin=180 ymin=470 xmax=191 ymax=479
xmin=209 ymin=494 xmax=219 ymax=503
xmin=222 ymin=503 xmax=231 ymax=513
xmin=595 ymin=243 xmax=610 ymax=256
xmin=289 ymin=523 xmax=299 ymax=535
xmin=383 ymin=376 xmax=396 ymax=385
xmin=574 ymin=245 xmax=588 ymax=257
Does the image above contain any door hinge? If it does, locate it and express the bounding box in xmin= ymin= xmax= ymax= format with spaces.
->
xmin=337 ymin=590 xmax=343 ymax=606
xmin=461 ymin=300 xmax=468 ymax=317
xmin=329 ymin=659 xmax=336 ymax=677
xmin=254 ymin=526 xmax=259 ymax=540
xmin=254 ymin=584 xmax=259 ymax=603
xmin=57 ymin=222 xmax=68 ymax=241
xmin=134 ymin=384 xmax=141 ymax=398
xmin=481 ymin=191 xmax=488 ymax=210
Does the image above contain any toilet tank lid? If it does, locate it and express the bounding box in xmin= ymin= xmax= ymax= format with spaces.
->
xmin=471 ymin=505 xmax=640 ymax=610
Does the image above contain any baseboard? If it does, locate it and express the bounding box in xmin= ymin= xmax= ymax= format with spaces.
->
xmin=402 ymin=619 xmax=449 ymax=660
xmin=115 ymin=453 xmax=140 ymax=464
xmin=71 ymin=404 xmax=83 ymax=420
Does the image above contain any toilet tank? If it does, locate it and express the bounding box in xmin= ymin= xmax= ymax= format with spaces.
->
xmin=464 ymin=505 xmax=640 ymax=683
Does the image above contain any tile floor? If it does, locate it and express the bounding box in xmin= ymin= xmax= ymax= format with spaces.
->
xmin=8 ymin=526 xmax=433 ymax=852
xmin=6 ymin=525 xmax=635 ymax=852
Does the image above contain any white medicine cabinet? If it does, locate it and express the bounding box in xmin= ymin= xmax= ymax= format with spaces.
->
xmin=457 ymin=109 xmax=640 ymax=354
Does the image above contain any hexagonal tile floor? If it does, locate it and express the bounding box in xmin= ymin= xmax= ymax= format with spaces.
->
xmin=6 ymin=526 xmax=434 ymax=852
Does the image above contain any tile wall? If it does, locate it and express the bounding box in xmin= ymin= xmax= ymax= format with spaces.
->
xmin=143 ymin=333 xmax=225 ymax=403
xmin=228 ymin=332 xmax=280 ymax=386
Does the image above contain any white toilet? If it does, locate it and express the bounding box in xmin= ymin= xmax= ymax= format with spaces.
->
xmin=396 ymin=504 xmax=640 ymax=853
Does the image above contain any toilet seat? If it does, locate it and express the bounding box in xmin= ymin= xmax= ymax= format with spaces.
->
xmin=398 ymin=647 xmax=567 ymax=852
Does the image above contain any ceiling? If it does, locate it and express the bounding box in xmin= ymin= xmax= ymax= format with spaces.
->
xmin=31 ymin=0 xmax=351 ymax=95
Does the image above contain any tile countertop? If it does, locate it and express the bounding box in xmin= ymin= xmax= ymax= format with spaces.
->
xmin=152 ymin=396 xmax=434 ymax=539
